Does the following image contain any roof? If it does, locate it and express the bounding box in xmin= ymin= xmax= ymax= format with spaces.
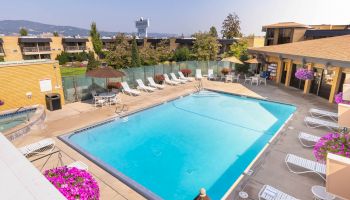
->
xmin=218 ymin=39 xmax=235 ymax=45
xmin=62 ymin=38 xmax=88 ymax=43
xmin=101 ymin=38 xmax=114 ymax=43
xmin=175 ymin=38 xmax=195 ymax=45
xmin=221 ymin=56 xmax=243 ymax=64
xmin=18 ymin=37 xmax=52 ymax=43
xmin=304 ymin=29 xmax=350 ymax=38
xmin=262 ymin=22 xmax=309 ymax=31
xmin=248 ymin=35 xmax=350 ymax=67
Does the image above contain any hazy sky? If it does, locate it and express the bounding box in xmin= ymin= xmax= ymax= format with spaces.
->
xmin=1 ymin=0 xmax=349 ymax=36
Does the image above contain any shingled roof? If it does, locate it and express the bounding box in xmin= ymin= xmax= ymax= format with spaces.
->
xmin=248 ymin=35 xmax=350 ymax=67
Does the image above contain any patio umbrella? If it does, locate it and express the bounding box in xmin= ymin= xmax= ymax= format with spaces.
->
xmin=221 ymin=56 xmax=243 ymax=65
xmin=245 ymin=58 xmax=261 ymax=64
xmin=86 ymin=66 xmax=125 ymax=88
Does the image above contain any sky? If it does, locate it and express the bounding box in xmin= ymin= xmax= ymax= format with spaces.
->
xmin=0 ymin=0 xmax=349 ymax=36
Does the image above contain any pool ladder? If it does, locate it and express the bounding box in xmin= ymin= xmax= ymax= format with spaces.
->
xmin=195 ymin=80 xmax=203 ymax=92
xmin=115 ymin=104 xmax=128 ymax=115
xmin=13 ymin=107 xmax=30 ymax=122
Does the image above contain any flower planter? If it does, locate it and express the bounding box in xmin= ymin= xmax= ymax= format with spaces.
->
xmin=338 ymin=103 xmax=350 ymax=128
xmin=295 ymin=68 xmax=314 ymax=80
xmin=313 ymin=133 xmax=350 ymax=162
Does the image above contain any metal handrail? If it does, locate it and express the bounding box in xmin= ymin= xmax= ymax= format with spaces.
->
xmin=65 ymin=46 xmax=87 ymax=51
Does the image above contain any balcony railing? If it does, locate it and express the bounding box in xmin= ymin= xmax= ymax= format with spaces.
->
xmin=64 ymin=46 xmax=87 ymax=51
xmin=22 ymin=46 xmax=51 ymax=53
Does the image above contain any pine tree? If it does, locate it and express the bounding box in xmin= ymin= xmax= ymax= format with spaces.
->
xmin=221 ymin=13 xmax=242 ymax=39
xmin=19 ymin=28 xmax=28 ymax=36
xmin=209 ymin=26 xmax=218 ymax=38
xmin=90 ymin=22 xmax=103 ymax=57
xmin=130 ymin=36 xmax=141 ymax=67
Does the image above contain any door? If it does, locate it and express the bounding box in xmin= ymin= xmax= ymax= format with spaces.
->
xmin=280 ymin=62 xmax=288 ymax=84
xmin=290 ymin=64 xmax=305 ymax=90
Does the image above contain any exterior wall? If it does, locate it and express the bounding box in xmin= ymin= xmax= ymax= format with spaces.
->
xmin=291 ymin=28 xmax=307 ymax=42
xmin=0 ymin=60 xmax=64 ymax=111
xmin=50 ymin=37 xmax=63 ymax=60
xmin=1 ymin=36 xmax=22 ymax=61
xmin=326 ymin=153 xmax=350 ymax=200
xmin=246 ymin=36 xmax=265 ymax=47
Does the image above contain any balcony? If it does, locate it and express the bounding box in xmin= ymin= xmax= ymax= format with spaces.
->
xmin=64 ymin=46 xmax=87 ymax=53
xmin=22 ymin=46 xmax=51 ymax=55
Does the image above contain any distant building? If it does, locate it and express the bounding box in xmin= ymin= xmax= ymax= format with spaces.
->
xmin=135 ymin=17 xmax=150 ymax=38
xmin=262 ymin=22 xmax=350 ymax=46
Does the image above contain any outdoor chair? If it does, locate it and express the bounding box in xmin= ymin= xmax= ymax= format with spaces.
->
xmin=67 ymin=161 xmax=89 ymax=171
xmin=195 ymin=69 xmax=203 ymax=80
xmin=121 ymin=82 xmax=141 ymax=96
xmin=244 ymin=74 xmax=252 ymax=84
xmin=164 ymin=74 xmax=180 ymax=85
xmin=136 ymin=79 xmax=156 ymax=92
xmin=309 ymin=108 xmax=338 ymax=122
xmin=18 ymin=138 xmax=55 ymax=157
xmin=147 ymin=77 xmax=165 ymax=89
xmin=170 ymin=73 xmax=187 ymax=83
xmin=298 ymin=132 xmax=321 ymax=148
xmin=259 ymin=185 xmax=298 ymax=200
xmin=304 ymin=116 xmax=339 ymax=131
xmin=178 ymin=71 xmax=194 ymax=81
xmin=285 ymin=154 xmax=326 ymax=181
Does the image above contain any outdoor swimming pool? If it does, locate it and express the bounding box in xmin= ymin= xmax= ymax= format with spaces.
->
xmin=63 ymin=91 xmax=296 ymax=199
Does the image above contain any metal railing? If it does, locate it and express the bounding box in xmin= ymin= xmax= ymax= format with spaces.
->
xmin=22 ymin=46 xmax=51 ymax=52
xmin=64 ymin=46 xmax=87 ymax=51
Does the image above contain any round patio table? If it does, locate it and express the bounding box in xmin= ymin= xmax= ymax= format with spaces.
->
xmin=311 ymin=185 xmax=335 ymax=200
xmin=99 ymin=92 xmax=116 ymax=105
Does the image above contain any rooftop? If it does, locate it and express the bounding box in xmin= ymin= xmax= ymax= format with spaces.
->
xmin=262 ymin=22 xmax=309 ymax=31
xmin=248 ymin=35 xmax=350 ymax=67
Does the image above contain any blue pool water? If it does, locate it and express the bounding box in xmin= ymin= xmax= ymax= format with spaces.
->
xmin=67 ymin=91 xmax=296 ymax=199
xmin=0 ymin=109 xmax=35 ymax=132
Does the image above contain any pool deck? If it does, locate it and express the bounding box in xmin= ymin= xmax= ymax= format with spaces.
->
xmin=10 ymin=79 xmax=339 ymax=200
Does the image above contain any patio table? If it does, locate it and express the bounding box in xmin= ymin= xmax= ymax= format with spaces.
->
xmin=311 ymin=185 xmax=335 ymax=200
xmin=99 ymin=92 xmax=116 ymax=106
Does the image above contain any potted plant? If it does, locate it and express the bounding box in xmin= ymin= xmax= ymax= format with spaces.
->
xmin=154 ymin=74 xmax=165 ymax=84
xmin=313 ymin=132 xmax=350 ymax=162
xmin=44 ymin=166 xmax=100 ymax=200
xmin=295 ymin=68 xmax=314 ymax=80
xmin=180 ymin=69 xmax=192 ymax=77
xmin=0 ymin=100 xmax=4 ymax=106
xmin=335 ymin=92 xmax=350 ymax=105
xmin=221 ymin=67 xmax=230 ymax=76
xmin=107 ymin=82 xmax=122 ymax=92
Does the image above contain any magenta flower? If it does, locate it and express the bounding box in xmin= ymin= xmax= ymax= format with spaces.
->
xmin=334 ymin=92 xmax=350 ymax=105
xmin=44 ymin=166 xmax=99 ymax=200
xmin=295 ymin=68 xmax=314 ymax=80
xmin=313 ymin=132 xmax=350 ymax=162
xmin=0 ymin=100 xmax=4 ymax=106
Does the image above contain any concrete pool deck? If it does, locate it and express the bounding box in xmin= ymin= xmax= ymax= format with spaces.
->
xmin=10 ymin=79 xmax=338 ymax=200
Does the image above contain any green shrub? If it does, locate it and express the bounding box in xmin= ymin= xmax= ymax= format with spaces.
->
xmin=173 ymin=47 xmax=191 ymax=62
xmin=56 ymin=52 xmax=70 ymax=65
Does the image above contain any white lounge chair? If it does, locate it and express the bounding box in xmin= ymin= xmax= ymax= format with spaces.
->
xmin=298 ymin=132 xmax=321 ymax=147
xmin=170 ymin=73 xmax=187 ymax=83
xmin=207 ymin=69 xmax=216 ymax=80
xmin=178 ymin=71 xmax=194 ymax=81
xmin=68 ymin=161 xmax=88 ymax=171
xmin=147 ymin=77 xmax=165 ymax=89
xmin=121 ymin=82 xmax=141 ymax=96
xmin=163 ymin=74 xmax=180 ymax=85
xmin=304 ymin=116 xmax=339 ymax=131
xmin=259 ymin=185 xmax=298 ymax=200
xmin=19 ymin=138 xmax=55 ymax=157
xmin=285 ymin=154 xmax=326 ymax=181
xmin=309 ymin=108 xmax=338 ymax=122
xmin=195 ymin=69 xmax=203 ymax=80
xmin=136 ymin=79 xmax=156 ymax=92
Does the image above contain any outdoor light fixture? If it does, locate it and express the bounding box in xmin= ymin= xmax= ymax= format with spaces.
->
xmin=26 ymin=92 xmax=32 ymax=99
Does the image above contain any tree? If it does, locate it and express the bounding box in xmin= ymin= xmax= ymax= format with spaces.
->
xmin=130 ymin=36 xmax=141 ymax=67
xmin=139 ymin=46 xmax=158 ymax=66
xmin=221 ymin=13 xmax=242 ymax=39
xmin=173 ymin=47 xmax=191 ymax=62
xmin=192 ymin=32 xmax=221 ymax=61
xmin=90 ymin=22 xmax=103 ymax=57
xmin=53 ymin=32 xmax=59 ymax=37
xmin=105 ymin=33 xmax=131 ymax=69
xmin=19 ymin=28 xmax=28 ymax=36
xmin=156 ymin=40 xmax=173 ymax=62
xmin=209 ymin=26 xmax=218 ymax=38
xmin=86 ymin=51 xmax=100 ymax=71
xmin=225 ymin=39 xmax=249 ymax=73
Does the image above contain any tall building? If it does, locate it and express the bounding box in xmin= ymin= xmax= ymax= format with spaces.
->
xmin=135 ymin=17 xmax=150 ymax=38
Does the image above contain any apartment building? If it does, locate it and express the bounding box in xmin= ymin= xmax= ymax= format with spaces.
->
xmin=0 ymin=36 xmax=93 ymax=62
xmin=262 ymin=22 xmax=350 ymax=46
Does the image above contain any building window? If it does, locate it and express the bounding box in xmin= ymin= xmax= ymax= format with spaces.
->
xmin=266 ymin=29 xmax=274 ymax=46
xmin=278 ymin=28 xmax=292 ymax=44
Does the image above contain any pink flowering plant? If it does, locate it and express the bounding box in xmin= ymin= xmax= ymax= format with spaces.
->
xmin=334 ymin=92 xmax=350 ymax=105
xmin=313 ymin=132 xmax=350 ymax=162
xmin=295 ymin=68 xmax=314 ymax=80
xmin=44 ymin=166 xmax=99 ymax=200
xmin=0 ymin=100 xmax=4 ymax=106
